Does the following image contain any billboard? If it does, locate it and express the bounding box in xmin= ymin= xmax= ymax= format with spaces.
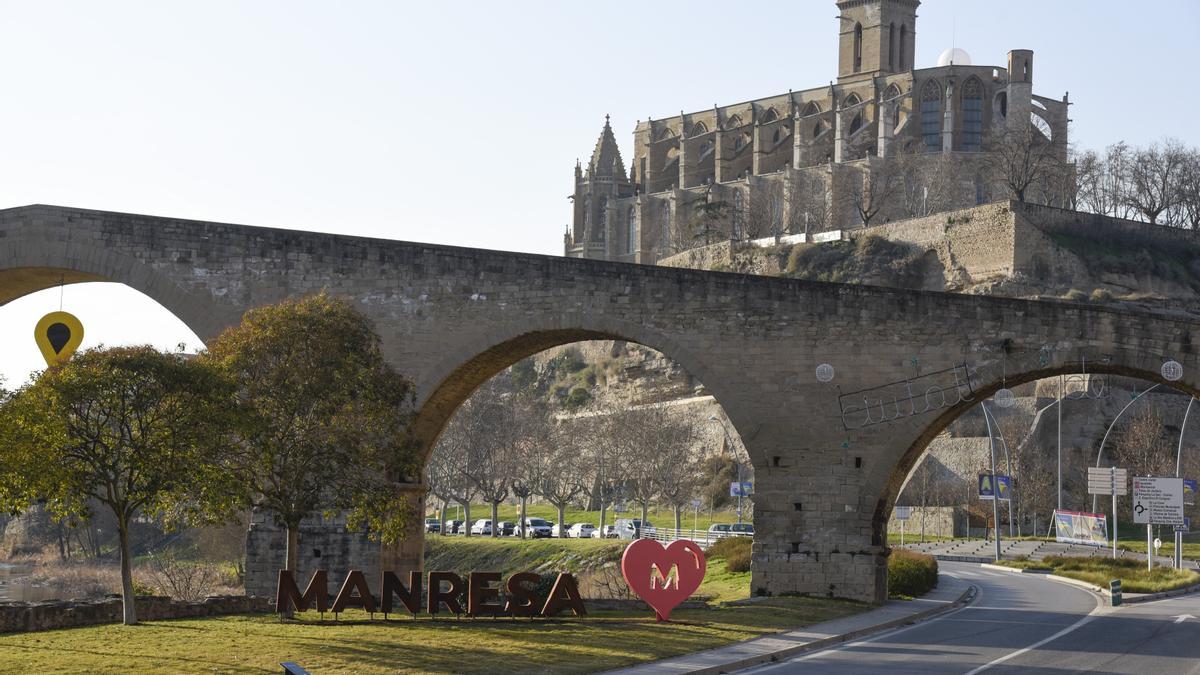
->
xmin=1053 ymin=509 xmax=1108 ymax=547
xmin=978 ymin=474 xmax=1013 ymax=501
xmin=729 ymin=482 xmax=753 ymax=497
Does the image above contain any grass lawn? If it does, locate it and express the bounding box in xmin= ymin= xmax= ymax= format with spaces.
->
xmin=996 ymin=555 xmax=1200 ymax=593
xmin=0 ymin=597 xmax=864 ymax=674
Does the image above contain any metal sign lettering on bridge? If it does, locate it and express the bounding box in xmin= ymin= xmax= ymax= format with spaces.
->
xmin=839 ymin=364 xmax=977 ymax=430
xmin=1131 ymin=476 xmax=1185 ymax=525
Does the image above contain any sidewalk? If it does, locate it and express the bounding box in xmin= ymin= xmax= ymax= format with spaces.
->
xmin=604 ymin=575 xmax=972 ymax=675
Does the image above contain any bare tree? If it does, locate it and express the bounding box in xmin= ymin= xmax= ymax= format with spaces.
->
xmin=785 ymin=171 xmax=829 ymax=236
xmin=539 ymin=422 xmax=588 ymax=537
xmin=899 ymin=150 xmax=958 ymax=218
xmin=654 ymin=436 xmax=705 ymax=536
xmin=746 ymin=181 xmax=786 ymax=240
xmin=1125 ymin=139 xmax=1188 ymax=225
xmin=839 ymin=155 xmax=905 ymax=226
xmin=987 ymin=124 xmax=1066 ymax=204
xmin=459 ymin=398 xmax=514 ymax=538
xmin=429 ymin=402 xmax=479 ymax=536
xmin=609 ymin=404 xmax=699 ymax=528
xmin=1113 ymin=408 xmax=1176 ymax=479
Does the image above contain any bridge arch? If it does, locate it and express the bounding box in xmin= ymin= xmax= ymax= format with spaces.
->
xmin=873 ymin=353 xmax=1200 ymax=544
xmin=411 ymin=314 xmax=753 ymax=466
xmin=0 ymin=234 xmax=232 ymax=343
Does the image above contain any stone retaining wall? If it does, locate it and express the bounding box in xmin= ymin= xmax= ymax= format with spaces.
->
xmin=0 ymin=594 xmax=272 ymax=633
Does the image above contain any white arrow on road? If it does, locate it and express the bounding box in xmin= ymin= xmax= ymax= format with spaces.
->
xmin=1173 ymin=614 xmax=1195 ymax=624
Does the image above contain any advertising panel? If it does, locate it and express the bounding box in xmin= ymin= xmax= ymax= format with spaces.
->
xmin=1053 ymin=509 xmax=1109 ymax=547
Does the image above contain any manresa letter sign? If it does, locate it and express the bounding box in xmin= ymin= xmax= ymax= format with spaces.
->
xmin=1131 ymin=476 xmax=1185 ymax=526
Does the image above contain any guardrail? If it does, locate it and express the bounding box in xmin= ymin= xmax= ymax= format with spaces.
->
xmin=637 ymin=528 xmax=752 ymax=547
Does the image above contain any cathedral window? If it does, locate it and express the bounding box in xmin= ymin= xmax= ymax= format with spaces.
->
xmin=814 ymin=121 xmax=825 ymax=138
xmin=594 ymin=196 xmax=608 ymax=241
xmin=853 ymin=23 xmax=863 ymax=72
xmin=849 ymin=113 xmax=863 ymax=135
xmin=889 ymin=24 xmax=895 ymax=69
xmin=962 ymin=78 xmax=984 ymax=151
xmin=690 ymin=122 xmax=708 ymax=137
xmin=760 ymin=108 xmax=778 ymax=124
xmin=899 ymin=26 xmax=908 ymax=70
xmin=921 ymin=80 xmax=942 ymax=152
xmin=627 ymin=207 xmax=637 ymax=254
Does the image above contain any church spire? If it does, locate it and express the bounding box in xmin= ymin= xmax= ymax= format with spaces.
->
xmin=586 ymin=115 xmax=628 ymax=183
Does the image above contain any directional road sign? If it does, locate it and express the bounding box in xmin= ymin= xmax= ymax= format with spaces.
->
xmin=894 ymin=506 xmax=912 ymax=521
xmin=1131 ymin=476 xmax=1185 ymax=525
xmin=1087 ymin=467 xmax=1128 ymax=496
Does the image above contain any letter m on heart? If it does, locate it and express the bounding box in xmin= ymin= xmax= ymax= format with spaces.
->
xmin=650 ymin=563 xmax=679 ymax=591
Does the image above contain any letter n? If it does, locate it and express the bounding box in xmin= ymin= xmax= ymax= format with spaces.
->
xmin=381 ymin=571 xmax=422 ymax=615
xmin=276 ymin=569 xmax=329 ymax=614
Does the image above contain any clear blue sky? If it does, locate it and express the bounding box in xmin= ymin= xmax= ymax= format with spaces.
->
xmin=2 ymin=0 xmax=1197 ymax=385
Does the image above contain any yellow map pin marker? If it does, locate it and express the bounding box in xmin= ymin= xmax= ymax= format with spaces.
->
xmin=35 ymin=311 xmax=84 ymax=366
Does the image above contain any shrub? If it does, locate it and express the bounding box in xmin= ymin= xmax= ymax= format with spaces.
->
xmin=1063 ymin=288 xmax=1087 ymax=302
xmin=707 ymin=536 xmax=752 ymax=573
xmin=1089 ymin=288 xmax=1113 ymax=303
xmin=888 ymin=549 xmax=937 ymax=598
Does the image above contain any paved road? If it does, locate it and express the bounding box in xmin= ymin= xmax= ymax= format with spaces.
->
xmin=744 ymin=562 xmax=1200 ymax=674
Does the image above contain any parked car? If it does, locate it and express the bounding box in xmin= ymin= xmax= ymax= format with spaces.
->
xmin=615 ymin=518 xmax=653 ymax=540
xmin=496 ymin=521 xmax=515 ymax=537
xmin=517 ymin=517 xmax=554 ymax=538
xmin=568 ymin=523 xmax=596 ymax=539
xmin=470 ymin=519 xmax=494 ymax=536
xmin=707 ymin=523 xmax=732 ymax=539
xmin=729 ymin=523 xmax=754 ymax=536
xmin=447 ymin=520 xmax=464 ymax=535
xmin=593 ymin=525 xmax=617 ymax=539
xmin=551 ymin=522 xmax=565 ymax=538
xmin=424 ymin=517 xmax=441 ymax=534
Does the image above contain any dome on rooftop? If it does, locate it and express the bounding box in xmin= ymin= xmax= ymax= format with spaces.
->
xmin=936 ymin=47 xmax=972 ymax=67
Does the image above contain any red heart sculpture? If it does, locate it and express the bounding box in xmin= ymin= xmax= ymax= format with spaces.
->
xmin=621 ymin=539 xmax=707 ymax=621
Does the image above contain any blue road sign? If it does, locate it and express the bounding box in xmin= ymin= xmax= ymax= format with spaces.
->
xmin=1184 ymin=479 xmax=1197 ymax=507
xmin=1175 ymin=517 xmax=1191 ymax=533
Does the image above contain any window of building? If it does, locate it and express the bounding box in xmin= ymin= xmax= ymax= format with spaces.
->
xmin=962 ymin=78 xmax=983 ymax=151
xmin=849 ymin=113 xmax=863 ymax=135
xmin=853 ymin=23 xmax=863 ymax=72
xmin=690 ymin=122 xmax=707 ymax=137
xmin=731 ymin=191 xmax=744 ymax=239
xmin=773 ymin=128 xmax=781 ymax=144
xmin=814 ymin=120 xmax=825 ymax=138
xmin=899 ymin=25 xmax=908 ymax=70
xmin=889 ymin=23 xmax=895 ymax=69
xmin=627 ymin=207 xmax=637 ymax=254
xmin=760 ymin=108 xmax=778 ymax=124
xmin=726 ymin=114 xmax=743 ymax=129
xmin=921 ymin=80 xmax=941 ymax=152
xmin=594 ymin=196 xmax=607 ymax=241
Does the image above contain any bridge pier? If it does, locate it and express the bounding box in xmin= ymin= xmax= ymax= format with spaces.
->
xmin=750 ymin=471 xmax=889 ymax=604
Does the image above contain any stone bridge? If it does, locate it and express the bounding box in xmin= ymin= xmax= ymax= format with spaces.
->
xmin=3 ymin=204 xmax=1198 ymax=603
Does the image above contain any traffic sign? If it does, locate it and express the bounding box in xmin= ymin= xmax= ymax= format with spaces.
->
xmin=34 ymin=311 xmax=84 ymax=366
xmin=1174 ymin=517 xmax=1191 ymax=533
xmin=894 ymin=506 xmax=912 ymax=521
xmin=1087 ymin=467 xmax=1128 ymax=496
xmin=1132 ymin=476 xmax=1185 ymax=525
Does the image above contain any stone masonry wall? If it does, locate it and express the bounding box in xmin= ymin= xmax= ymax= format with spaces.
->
xmin=0 ymin=595 xmax=272 ymax=633
xmin=848 ymin=202 xmax=1017 ymax=288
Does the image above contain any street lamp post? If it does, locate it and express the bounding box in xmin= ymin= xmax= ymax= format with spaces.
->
xmin=982 ymin=402 xmax=1002 ymax=561
xmin=981 ymin=402 xmax=1015 ymax=537
xmin=1093 ymin=384 xmax=1160 ymax=513
xmin=1175 ymin=397 xmax=1195 ymax=569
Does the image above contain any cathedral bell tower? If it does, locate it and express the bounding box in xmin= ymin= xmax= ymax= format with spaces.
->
xmin=566 ymin=115 xmax=632 ymax=260
xmin=836 ymin=0 xmax=920 ymax=82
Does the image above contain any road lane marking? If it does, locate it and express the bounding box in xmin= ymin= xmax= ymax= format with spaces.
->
xmin=962 ymin=593 xmax=1105 ymax=675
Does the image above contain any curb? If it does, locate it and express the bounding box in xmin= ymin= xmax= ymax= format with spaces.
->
xmin=1038 ymin=572 xmax=1200 ymax=606
xmin=665 ymin=583 xmax=977 ymax=675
